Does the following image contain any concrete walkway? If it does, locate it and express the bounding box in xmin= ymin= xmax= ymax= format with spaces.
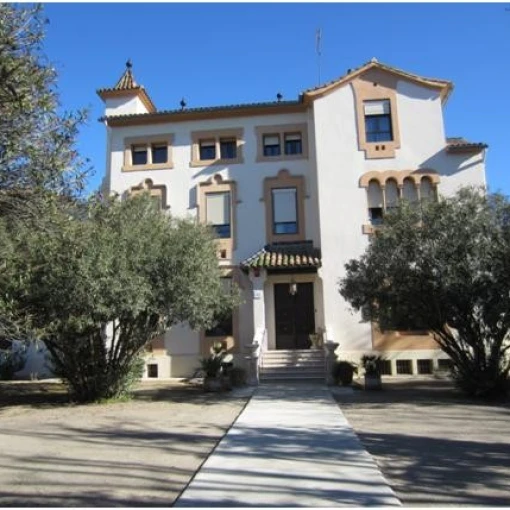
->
xmin=176 ymin=383 xmax=400 ymax=507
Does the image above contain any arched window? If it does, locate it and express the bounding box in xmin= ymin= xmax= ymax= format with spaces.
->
xmin=420 ymin=176 xmax=435 ymax=202
xmin=367 ymin=180 xmax=384 ymax=225
xmin=402 ymin=177 xmax=418 ymax=204
xmin=385 ymin=179 xmax=399 ymax=212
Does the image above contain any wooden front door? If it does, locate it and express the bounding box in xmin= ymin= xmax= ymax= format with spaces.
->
xmin=274 ymin=282 xmax=315 ymax=350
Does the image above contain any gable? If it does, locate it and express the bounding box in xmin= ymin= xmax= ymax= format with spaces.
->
xmin=302 ymin=60 xmax=453 ymax=104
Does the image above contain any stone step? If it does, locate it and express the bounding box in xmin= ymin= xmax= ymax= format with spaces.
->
xmin=260 ymin=368 xmax=326 ymax=381
xmin=262 ymin=360 xmax=326 ymax=368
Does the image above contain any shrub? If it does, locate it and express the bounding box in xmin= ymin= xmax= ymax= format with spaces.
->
xmin=361 ymin=354 xmax=384 ymax=376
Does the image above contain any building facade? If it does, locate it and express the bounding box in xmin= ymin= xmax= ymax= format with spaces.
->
xmin=97 ymin=58 xmax=487 ymax=379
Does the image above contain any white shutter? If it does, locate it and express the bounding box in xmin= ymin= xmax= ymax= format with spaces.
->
xmin=206 ymin=192 xmax=230 ymax=225
xmin=264 ymin=135 xmax=280 ymax=146
xmin=285 ymin=133 xmax=301 ymax=141
xmin=364 ymin=100 xmax=390 ymax=116
xmin=385 ymin=180 xmax=399 ymax=208
xmin=403 ymin=178 xmax=418 ymax=203
xmin=367 ymin=181 xmax=383 ymax=208
xmin=273 ymin=188 xmax=297 ymax=222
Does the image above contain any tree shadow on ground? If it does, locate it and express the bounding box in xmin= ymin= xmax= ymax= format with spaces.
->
xmin=357 ymin=431 xmax=510 ymax=506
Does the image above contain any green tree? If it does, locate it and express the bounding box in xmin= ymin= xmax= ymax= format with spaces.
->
xmin=0 ymin=4 xmax=89 ymax=218
xmin=0 ymin=3 xmax=90 ymax=350
xmin=340 ymin=187 xmax=510 ymax=398
xmin=2 ymin=194 xmax=234 ymax=401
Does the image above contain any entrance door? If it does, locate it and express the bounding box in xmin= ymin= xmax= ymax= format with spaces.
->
xmin=274 ymin=282 xmax=315 ymax=350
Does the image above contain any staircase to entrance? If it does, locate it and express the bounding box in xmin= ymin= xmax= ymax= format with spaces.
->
xmin=259 ymin=349 xmax=325 ymax=382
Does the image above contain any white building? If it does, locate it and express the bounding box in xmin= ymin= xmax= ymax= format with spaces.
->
xmin=97 ymin=58 xmax=487 ymax=380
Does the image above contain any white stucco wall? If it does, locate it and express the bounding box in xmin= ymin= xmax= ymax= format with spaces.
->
xmin=101 ymin=70 xmax=487 ymax=376
xmin=310 ymin=76 xmax=486 ymax=359
xmin=104 ymin=95 xmax=149 ymax=117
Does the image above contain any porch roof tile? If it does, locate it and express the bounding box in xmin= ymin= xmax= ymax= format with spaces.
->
xmin=241 ymin=241 xmax=321 ymax=271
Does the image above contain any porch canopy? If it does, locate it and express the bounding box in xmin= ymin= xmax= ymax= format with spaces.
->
xmin=241 ymin=241 xmax=321 ymax=272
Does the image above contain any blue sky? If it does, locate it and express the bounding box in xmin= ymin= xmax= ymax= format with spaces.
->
xmin=42 ymin=3 xmax=510 ymax=195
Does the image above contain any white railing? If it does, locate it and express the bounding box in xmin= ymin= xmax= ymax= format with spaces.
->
xmin=256 ymin=328 xmax=268 ymax=368
xmin=245 ymin=328 xmax=267 ymax=386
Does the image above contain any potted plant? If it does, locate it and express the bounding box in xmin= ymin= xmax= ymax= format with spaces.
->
xmin=200 ymin=341 xmax=232 ymax=392
xmin=361 ymin=354 xmax=384 ymax=390
xmin=332 ymin=360 xmax=357 ymax=386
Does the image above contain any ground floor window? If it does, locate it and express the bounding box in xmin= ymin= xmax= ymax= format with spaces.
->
xmin=396 ymin=359 xmax=412 ymax=374
xmin=417 ymin=359 xmax=433 ymax=374
xmin=147 ymin=364 xmax=158 ymax=378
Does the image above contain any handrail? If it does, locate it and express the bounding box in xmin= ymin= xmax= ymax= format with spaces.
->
xmin=253 ymin=328 xmax=267 ymax=367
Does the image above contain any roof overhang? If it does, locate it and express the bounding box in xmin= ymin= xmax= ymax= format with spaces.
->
xmin=99 ymin=101 xmax=306 ymax=127
xmin=302 ymin=60 xmax=453 ymax=105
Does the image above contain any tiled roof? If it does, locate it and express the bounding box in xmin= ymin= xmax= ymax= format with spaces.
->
xmin=241 ymin=242 xmax=321 ymax=271
xmin=101 ymin=100 xmax=303 ymax=121
xmin=446 ymin=137 xmax=488 ymax=152
xmin=97 ymin=61 xmax=157 ymax=113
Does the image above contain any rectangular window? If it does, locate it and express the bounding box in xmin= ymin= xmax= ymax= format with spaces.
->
xmin=272 ymin=187 xmax=297 ymax=235
xmin=396 ymin=359 xmax=413 ymax=375
xmin=220 ymin=138 xmax=237 ymax=159
xmin=132 ymin=146 xmax=148 ymax=165
xmin=147 ymin=364 xmax=158 ymax=378
xmin=417 ymin=359 xmax=433 ymax=375
xmin=284 ymin=133 xmax=302 ymax=155
xmin=438 ymin=359 xmax=452 ymax=371
xmin=151 ymin=144 xmax=168 ymax=164
xmin=369 ymin=207 xmax=384 ymax=226
xmin=199 ymin=139 xmax=216 ymax=161
xmin=380 ymin=360 xmax=392 ymax=376
xmin=364 ymin=100 xmax=393 ymax=143
xmin=206 ymin=192 xmax=231 ymax=238
xmin=263 ymin=135 xmax=281 ymax=157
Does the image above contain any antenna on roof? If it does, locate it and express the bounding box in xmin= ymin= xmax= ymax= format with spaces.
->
xmin=316 ymin=28 xmax=322 ymax=86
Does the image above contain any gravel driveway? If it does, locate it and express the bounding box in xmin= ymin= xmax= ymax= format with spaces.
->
xmin=334 ymin=377 xmax=510 ymax=506
xmin=0 ymin=380 xmax=250 ymax=507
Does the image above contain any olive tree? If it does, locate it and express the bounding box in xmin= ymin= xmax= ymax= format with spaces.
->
xmin=340 ymin=187 xmax=510 ymax=398
xmin=3 ymin=195 xmax=233 ymax=401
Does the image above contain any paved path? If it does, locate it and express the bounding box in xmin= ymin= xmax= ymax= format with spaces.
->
xmin=176 ymin=383 xmax=400 ymax=507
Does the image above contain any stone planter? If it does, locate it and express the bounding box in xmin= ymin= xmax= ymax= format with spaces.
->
xmin=364 ymin=374 xmax=382 ymax=390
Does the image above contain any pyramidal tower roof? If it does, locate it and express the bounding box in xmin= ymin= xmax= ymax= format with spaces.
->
xmin=97 ymin=60 xmax=156 ymax=113
xmin=113 ymin=59 xmax=138 ymax=90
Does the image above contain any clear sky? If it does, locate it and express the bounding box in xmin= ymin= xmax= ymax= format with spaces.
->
xmin=42 ymin=2 xmax=510 ymax=195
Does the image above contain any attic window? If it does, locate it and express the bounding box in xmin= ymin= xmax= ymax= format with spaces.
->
xmin=364 ymin=100 xmax=393 ymax=143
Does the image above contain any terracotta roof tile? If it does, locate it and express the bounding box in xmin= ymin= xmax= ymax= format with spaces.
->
xmin=446 ymin=137 xmax=488 ymax=152
xmin=241 ymin=242 xmax=321 ymax=271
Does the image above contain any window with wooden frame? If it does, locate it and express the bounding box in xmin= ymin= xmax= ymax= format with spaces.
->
xmin=191 ymin=129 xmax=243 ymax=166
xmin=256 ymin=124 xmax=308 ymax=162
xmin=122 ymin=135 xmax=173 ymax=171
